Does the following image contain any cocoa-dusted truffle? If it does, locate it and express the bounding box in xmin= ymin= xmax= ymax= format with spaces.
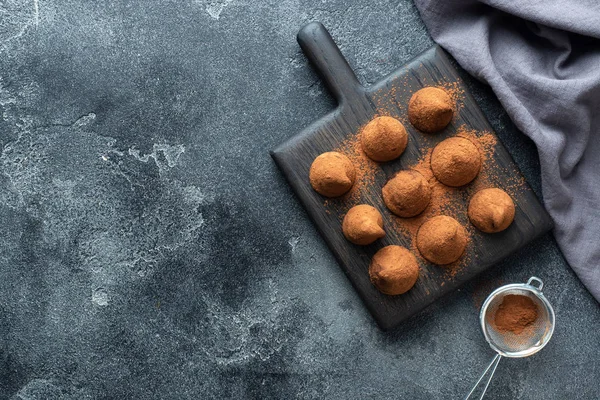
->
xmin=309 ymin=151 xmax=356 ymax=197
xmin=382 ymin=170 xmax=431 ymax=218
xmin=468 ymin=188 xmax=515 ymax=233
xmin=417 ymin=216 xmax=467 ymax=265
xmin=408 ymin=87 xmax=454 ymax=133
xmin=361 ymin=116 xmax=408 ymax=162
xmin=369 ymin=245 xmax=419 ymax=295
xmin=342 ymin=205 xmax=386 ymax=245
xmin=431 ymin=137 xmax=481 ymax=187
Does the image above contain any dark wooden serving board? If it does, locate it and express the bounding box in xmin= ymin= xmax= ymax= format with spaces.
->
xmin=271 ymin=22 xmax=553 ymax=331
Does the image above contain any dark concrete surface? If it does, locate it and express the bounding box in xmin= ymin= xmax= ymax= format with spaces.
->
xmin=0 ymin=0 xmax=598 ymax=399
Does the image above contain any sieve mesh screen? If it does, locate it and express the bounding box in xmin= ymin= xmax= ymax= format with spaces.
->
xmin=482 ymin=288 xmax=552 ymax=355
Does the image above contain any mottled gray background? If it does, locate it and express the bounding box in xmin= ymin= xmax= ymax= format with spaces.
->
xmin=0 ymin=0 xmax=598 ymax=399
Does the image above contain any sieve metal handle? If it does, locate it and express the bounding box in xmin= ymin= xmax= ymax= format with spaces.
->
xmin=464 ymin=354 xmax=502 ymax=400
xmin=527 ymin=276 xmax=544 ymax=291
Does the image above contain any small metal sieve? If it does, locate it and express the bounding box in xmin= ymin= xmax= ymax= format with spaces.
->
xmin=465 ymin=277 xmax=555 ymax=399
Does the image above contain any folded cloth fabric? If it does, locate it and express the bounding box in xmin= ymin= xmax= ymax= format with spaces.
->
xmin=414 ymin=0 xmax=600 ymax=301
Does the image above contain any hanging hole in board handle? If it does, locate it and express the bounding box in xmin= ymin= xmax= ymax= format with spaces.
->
xmin=527 ymin=276 xmax=544 ymax=291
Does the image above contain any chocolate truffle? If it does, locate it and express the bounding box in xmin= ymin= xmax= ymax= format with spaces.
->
xmin=342 ymin=205 xmax=386 ymax=245
xmin=361 ymin=116 xmax=408 ymax=162
xmin=309 ymin=151 xmax=356 ymax=197
xmin=369 ymin=245 xmax=419 ymax=295
xmin=408 ymin=87 xmax=454 ymax=133
xmin=382 ymin=170 xmax=431 ymax=218
xmin=431 ymin=137 xmax=481 ymax=187
xmin=417 ymin=216 xmax=467 ymax=265
xmin=468 ymin=188 xmax=515 ymax=233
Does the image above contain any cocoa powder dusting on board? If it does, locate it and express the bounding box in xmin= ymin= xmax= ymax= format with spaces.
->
xmin=440 ymin=81 xmax=465 ymax=115
xmin=387 ymin=148 xmax=471 ymax=278
xmin=371 ymin=80 xmax=464 ymax=127
xmin=372 ymin=83 xmax=409 ymax=118
xmin=455 ymin=126 xmax=496 ymax=163
xmin=456 ymin=126 xmax=526 ymax=199
xmin=385 ymin=127 xmax=514 ymax=279
xmin=320 ymin=88 xmax=527 ymax=285
xmin=323 ymin=123 xmax=526 ymax=281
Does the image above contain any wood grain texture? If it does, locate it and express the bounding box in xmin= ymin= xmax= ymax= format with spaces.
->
xmin=271 ymin=22 xmax=553 ymax=331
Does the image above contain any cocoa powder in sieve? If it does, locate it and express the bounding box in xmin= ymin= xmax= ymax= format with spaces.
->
xmin=492 ymin=294 xmax=539 ymax=334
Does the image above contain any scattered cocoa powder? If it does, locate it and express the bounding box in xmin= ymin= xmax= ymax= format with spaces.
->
xmin=369 ymin=72 xmax=464 ymax=124
xmin=370 ymin=83 xmax=411 ymax=123
xmin=309 ymin=152 xmax=356 ymax=197
xmin=384 ymin=127 xmax=504 ymax=277
xmin=391 ymin=148 xmax=456 ymax=237
xmin=465 ymin=129 xmax=497 ymax=156
xmin=369 ymin=245 xmax=419 ymax=295
xmin=416 ymin=215 xmax=468 ymax=265
xmin=431 ymin=137 xmax=482 ymax=187
xmin=319 ymin=80 xmax=528 ymax=285
xmin=342 ymin=204 xmax=385 ymax=245
xmin=408 ymin=87 xmax=454 ymax=133
xmin=456 ymin=127 xmax=527 ymax=203
xmin=382 ymin=170 xmax=432 ymax=218
xmin=439 ymin=81 xmax=465 ymax=115
xmin=386 ymin=148 xmax=469 ymax=276
xmin=361 ymin=116 xmax=408 ymax=162
xmin=469 ymin=188 xmax=515 ymax=233
xmin=492 ymin=294 xmax=539 ymax=334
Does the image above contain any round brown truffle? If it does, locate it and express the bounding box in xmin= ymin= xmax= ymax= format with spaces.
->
xmin=369 ymin=245 xmax=419 ymax=295
xmin=382 ymin=170 xmax=431 ymax=218
xmin=309 ymin=152 xmax=356 ymax=197
xmin=342 ymin=205 xmax=386 ymax=245
xmin=417 ymin=216 xmax=467 ymax=265
xmin=468 ymin=188 xmax=515 ymax=233
xmin=361 ymin=116 xmax=408 ymax=162
xmin=408 ymin=87 xmax=454 ymax=133
xmin=431 ymin=137 xmax=482 ymax=187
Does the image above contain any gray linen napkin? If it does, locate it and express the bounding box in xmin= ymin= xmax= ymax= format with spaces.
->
xmin=413 ymin=0 xmax=600 ymax=301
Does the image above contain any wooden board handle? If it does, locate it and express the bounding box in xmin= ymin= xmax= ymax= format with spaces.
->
xmin=297 ymin=22 xmax=362 ymax=105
